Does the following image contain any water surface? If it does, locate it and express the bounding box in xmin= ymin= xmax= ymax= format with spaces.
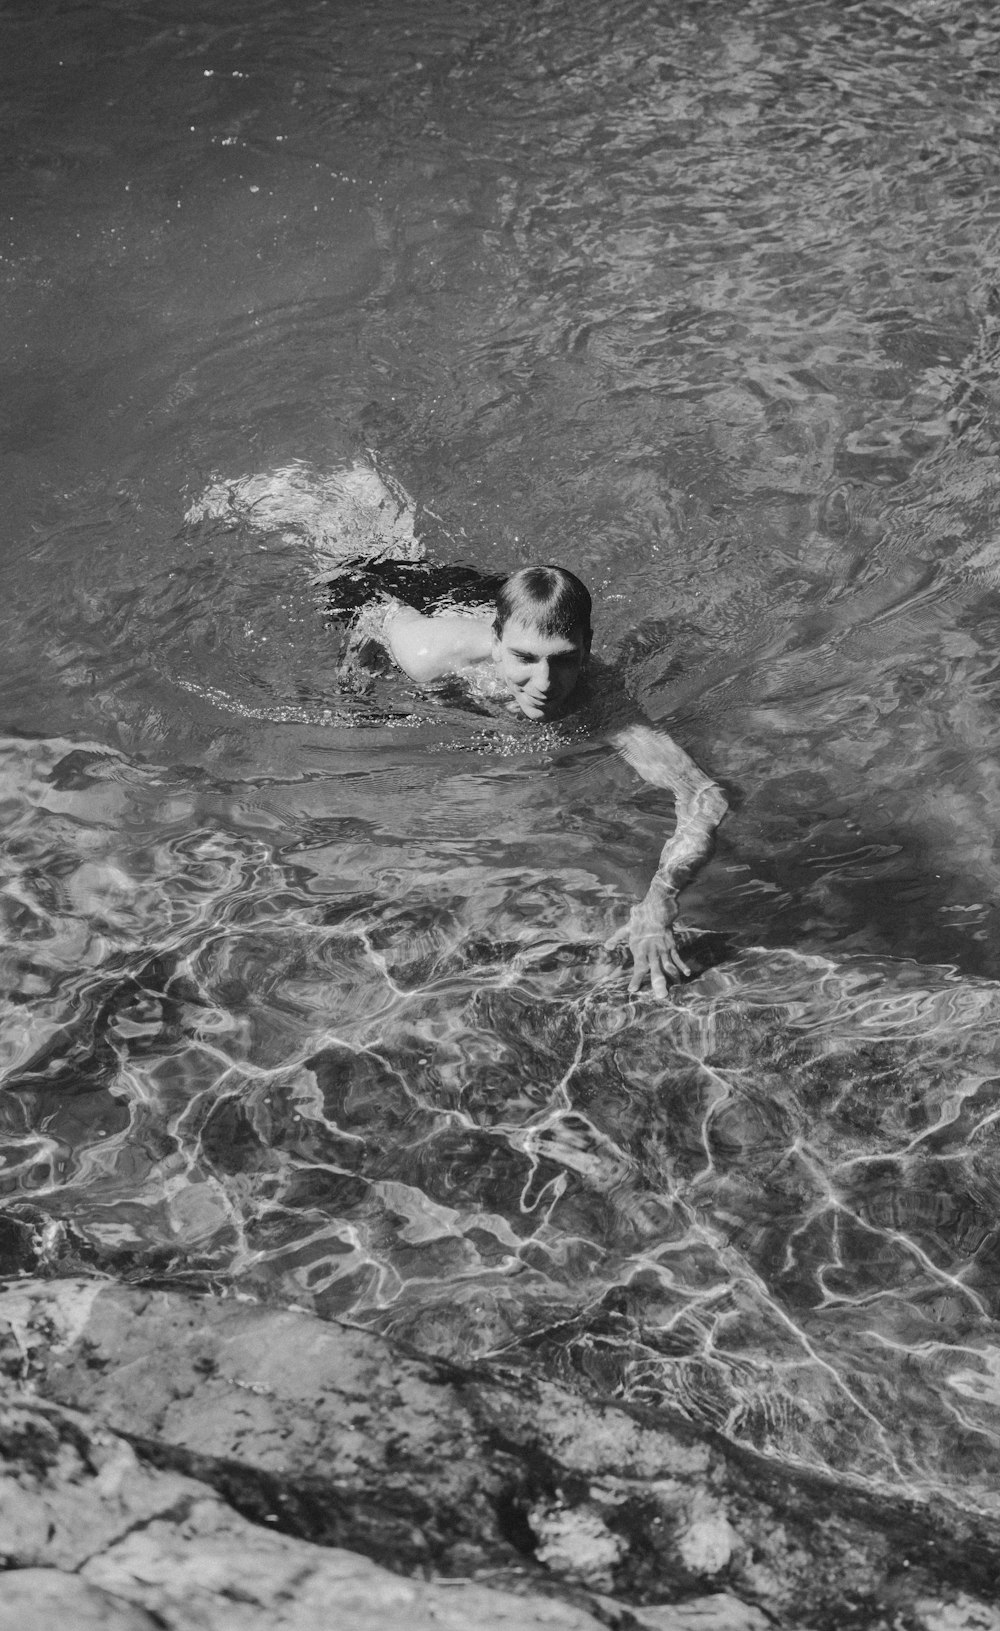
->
xmin=4 ymin=0 xmax=1000 ymax=1519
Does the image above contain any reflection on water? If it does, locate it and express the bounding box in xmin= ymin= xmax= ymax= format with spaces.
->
xmin=6 ymin=731 xmax=1000 ymax=1513
xmin=3 ymin=0 xmax=1000 ymax=1523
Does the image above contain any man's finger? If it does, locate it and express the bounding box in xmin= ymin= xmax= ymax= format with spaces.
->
xmin=627 ymin=950 xmax=649 ymax=991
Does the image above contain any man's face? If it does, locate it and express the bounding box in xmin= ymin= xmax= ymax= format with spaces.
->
xmin=492 ymin=616 xmax=589 ymax=720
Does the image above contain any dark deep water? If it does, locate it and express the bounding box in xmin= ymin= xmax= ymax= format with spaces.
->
xmin=4 ymin=0 xmax=1000 ymax=1517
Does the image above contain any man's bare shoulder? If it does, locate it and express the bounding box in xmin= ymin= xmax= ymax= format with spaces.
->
xmin=385 ymin=605 xmax=493 ymax=684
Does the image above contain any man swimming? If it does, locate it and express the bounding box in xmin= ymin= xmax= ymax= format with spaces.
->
xmin=379 ymin=565 xmax=727 ymax=999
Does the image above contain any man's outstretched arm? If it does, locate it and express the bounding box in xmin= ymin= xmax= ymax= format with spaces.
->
xmin=606 ymin=724 xmax=727 ymax=998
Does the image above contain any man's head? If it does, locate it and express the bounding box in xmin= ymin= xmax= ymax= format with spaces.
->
xmin=492 ymin=565 xmax=592 ymax=720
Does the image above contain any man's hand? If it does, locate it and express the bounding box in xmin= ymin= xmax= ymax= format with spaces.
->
xmin=604 ymin=885 xmax=690 ymax=999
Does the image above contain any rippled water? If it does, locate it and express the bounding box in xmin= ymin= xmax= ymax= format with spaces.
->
xmin=4 ymin=0 xmax=1000 ymax=1518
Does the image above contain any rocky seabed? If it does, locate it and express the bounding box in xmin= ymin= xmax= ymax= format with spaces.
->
xmin=0 ymin=1279 xmax=998 ymax=1630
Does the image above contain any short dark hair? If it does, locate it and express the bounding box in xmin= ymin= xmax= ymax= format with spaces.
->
xmin=493 ymin=566 xmax=592 ymax=644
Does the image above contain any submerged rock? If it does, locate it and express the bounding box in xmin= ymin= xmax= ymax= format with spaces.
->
xmin=82 ymin=1502 xmax=609 ymax=1631
xmin=0 ymin=1569 xmax=161 ymax=1631
xmin=1 ymin=1276 xmax=1000 ymax=1630
xmin=0 ymin=1393 xmax=604 ymax=1630
xmin=615 ymin=1598 xmax=770 ymax=1631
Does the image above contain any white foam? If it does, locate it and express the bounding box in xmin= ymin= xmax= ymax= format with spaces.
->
xmin=185 ymin=458 xmax=424 ymax=572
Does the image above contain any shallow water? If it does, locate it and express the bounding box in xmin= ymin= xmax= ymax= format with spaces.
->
xmin=4 ymin=0 xmax=1000 ymax=1518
